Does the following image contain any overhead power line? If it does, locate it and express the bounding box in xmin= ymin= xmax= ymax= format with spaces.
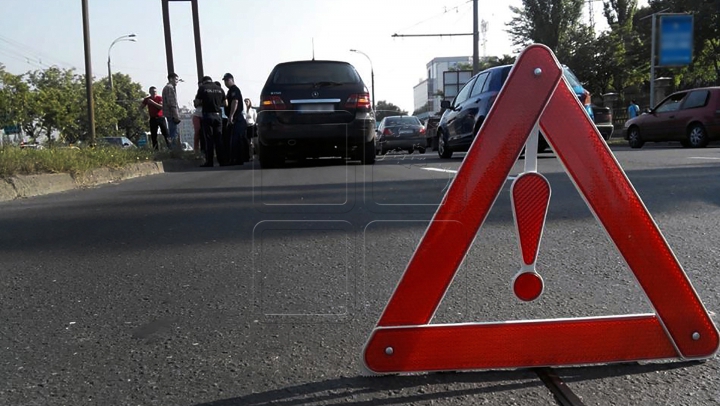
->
xmin=394 ymin=0 xmax=472 ymax=34
xmin=0 ymin=35 xmax=77 ymax=70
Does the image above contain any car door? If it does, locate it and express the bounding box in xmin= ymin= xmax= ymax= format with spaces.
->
xmin=453 ymin=72 xmax=490 ymax=142
xmin=644 ymin=92 xmax=687 ymax=140
xmin=446 ymin=77 xmax=477 ymax=141
xmin=674 ymin=90 xmax=711 ymax=140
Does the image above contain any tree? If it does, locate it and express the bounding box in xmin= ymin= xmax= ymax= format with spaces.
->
xmin=412 ymin=101 xmax=433 ymax=116
xmin=375 ymin=100 xmax=408 ymax=121
xmin=111 ymin=73 xmax=147 ymax=141
xmin=0 ymin=65 xmax=32 ymax=135
xmin=25 ymin=67 xmax=84 ymax=142
xmin=506 ymin=0 xmax=586 ymax=52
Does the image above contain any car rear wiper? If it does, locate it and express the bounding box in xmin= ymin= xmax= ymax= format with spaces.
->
xmin=313 ymin=81 xmax=343 ymax=88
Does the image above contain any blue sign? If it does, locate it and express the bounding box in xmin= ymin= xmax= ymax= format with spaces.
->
xmin=3 ymin=125 xmax=20 ymax=135
xmin=659 ymin=14 xmax=693 ymax=66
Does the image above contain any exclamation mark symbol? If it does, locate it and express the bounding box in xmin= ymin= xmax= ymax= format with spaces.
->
xmin=510 ymin=172 xmax=551 ymax=302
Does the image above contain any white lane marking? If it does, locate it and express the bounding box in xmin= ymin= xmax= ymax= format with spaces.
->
xmin=689 ymin=157 xmax=720 ymax=160
xmin=420 ymin=167 xmax=517 ymax=181
xmin=421 ymin=167 xmax=457 ymax=174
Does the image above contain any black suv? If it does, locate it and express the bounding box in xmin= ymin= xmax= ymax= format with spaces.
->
xmin=257 ymin=60 xmax=376 ymax=168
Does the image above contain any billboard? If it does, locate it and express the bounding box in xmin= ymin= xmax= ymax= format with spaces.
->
xmin=658 ymin=14 xmax=693 ymax=67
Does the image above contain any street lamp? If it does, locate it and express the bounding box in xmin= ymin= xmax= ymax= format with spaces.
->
xmin=108 ymin=34 xmax=137 ymax=91
xmin=350 ymin=49 xmax=375 ymax=111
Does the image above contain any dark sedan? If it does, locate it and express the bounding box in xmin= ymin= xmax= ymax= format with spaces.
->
xmin=376 ymin=115 xmax=427 ymax=154
xmin=623 ymin=87 xmax=720 ymax=148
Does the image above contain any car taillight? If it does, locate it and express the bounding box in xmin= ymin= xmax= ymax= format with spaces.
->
xmin=382 ymin=128 xmax=393 ymax=136
xmin=346 ymin=93 xmax=371 ymax=110
xmin=419 ymin=127 xmax=426 ymax=134
xmin=261 ymin=95 xmax=286 ymax=110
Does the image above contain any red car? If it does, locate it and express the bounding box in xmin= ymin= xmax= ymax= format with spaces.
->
xmin=623 ymin=87 xmax=720 ymax=148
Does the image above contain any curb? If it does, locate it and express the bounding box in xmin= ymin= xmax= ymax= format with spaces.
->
xmin=0 ymin=161 xmax=164 ymax=202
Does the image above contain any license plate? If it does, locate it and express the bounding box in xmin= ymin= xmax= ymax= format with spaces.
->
xmin=399 ymin=130 xmax=413 ymax=134
xmin=299 ymin=104 xmax=333 ymax=113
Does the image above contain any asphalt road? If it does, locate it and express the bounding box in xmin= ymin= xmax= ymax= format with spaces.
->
xmin=1 ymin=142 xmax=719 ymax=406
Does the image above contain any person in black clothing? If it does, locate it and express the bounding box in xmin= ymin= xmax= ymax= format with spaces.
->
xmin=194 ymin=76 xmax=226 ymax=167
xmin=222 ymin=73 xmax=248 ymax=165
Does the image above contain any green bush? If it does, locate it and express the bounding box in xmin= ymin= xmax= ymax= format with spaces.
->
xmin=0 ymin=145 xmax=156 ymax=178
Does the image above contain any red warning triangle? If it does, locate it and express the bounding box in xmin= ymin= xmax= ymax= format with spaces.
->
xmin=362 ymin=44 xmax=719 ymax=374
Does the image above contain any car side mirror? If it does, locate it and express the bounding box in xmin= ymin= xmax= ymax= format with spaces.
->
xmin=440 ymin=100 xmax=451 ymax=110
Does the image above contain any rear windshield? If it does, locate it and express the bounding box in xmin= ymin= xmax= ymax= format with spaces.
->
xmin=385 ymin=117 xmax=421 ymax=126
xmin=271 ymin=62 xmax=360 ymax=85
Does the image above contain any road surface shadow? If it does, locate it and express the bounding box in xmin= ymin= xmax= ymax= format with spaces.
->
xmin=194 ymin=370 xmax=541 ymax=406
xmin=192 ymin=361 xmax=701 ymax=406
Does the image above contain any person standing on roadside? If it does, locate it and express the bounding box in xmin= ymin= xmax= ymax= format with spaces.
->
xmin=244 ymin=98 xmax=257 ymax=158
xmin=140 ymin=86 xmax=171 ymax=150
xmin=223 ymin=73 xmax=248 ymax=165
xmin=162 ymin=73 xmax=182 ymax=149
xmin=628 ymin=99 xmax=640 ymax=119
xmin=195 ymin=76 xmax=226 ymax=167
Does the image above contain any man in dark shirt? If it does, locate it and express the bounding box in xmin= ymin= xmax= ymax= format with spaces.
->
xmin=195 ymin=76 xmax=226 ymax=167
xmin=223 ymin=73 xmax=248 ymax=165
xmin=140 ymin=86 xmax=170 ymax=150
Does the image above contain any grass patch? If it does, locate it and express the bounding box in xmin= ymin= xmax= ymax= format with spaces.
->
xmin=607 ymin=136 xmax=627 ymax=146
xmin=0 ymin=145 xmax=159 ymax=178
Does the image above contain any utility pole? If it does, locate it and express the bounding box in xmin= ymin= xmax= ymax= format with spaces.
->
xmin=640 ymin=8 xmax=670 ymax=109
xmin=472 ymin=0 xmax=479 ymax=75
xmin=81 ymin=0 xmax=96 ymax=145
xmin=391 ymin=0 xmax=481 ymax=75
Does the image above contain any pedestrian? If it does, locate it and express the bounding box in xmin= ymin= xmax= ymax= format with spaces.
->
xmin=195 ymin=76 xmax=226 ymax=167
xmin=222 ymin=73 xmax=248 ymax=165
xmin=162 ymin=73 xmax=182 ymax=149
xmin=216 ymin=81 xmax=231 ymax=164
xmin=244 ymin=98 xmax=257 ymax=158
xmin=628 ymin=99 xmax=640 ymax=119
xmin=140 ymin=86 xmax=171 ymax=150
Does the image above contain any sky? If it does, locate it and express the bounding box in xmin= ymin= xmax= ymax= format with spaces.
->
xmin=0 ymin=0 xmax=612 ymax=113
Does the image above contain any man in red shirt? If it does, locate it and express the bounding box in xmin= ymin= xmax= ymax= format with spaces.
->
xmin=141 ymin=86 xmax=170 ymax=150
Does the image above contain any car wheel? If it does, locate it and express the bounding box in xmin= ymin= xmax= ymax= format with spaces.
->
xmin=687 ymin=124 xmax=709 ymax=148
xmin=258 ymin=143 xmax=283 ymax=168
xmin=627 ymin=126 xmax=644 ymax=149
xmin=407 ymin=148 xmax=414 ymax=154
xmin=362 ymin=140 xmax=376 ymax=165
xmin=438 ymin=132 xmax=453 ymax=159
xmin=418 ymin=147 xmax=426 ymax=154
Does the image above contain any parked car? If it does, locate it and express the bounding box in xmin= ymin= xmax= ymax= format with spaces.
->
xmin=98 ymin=137 xmax=136 ymax=148
xmin=592 ymin=105 xmax=614 ymax=140
xmin=376 ymin=115 xmax=426 ymax=155
xmin=623 ymin=87 xmax=720 ymax=148
xmin=19 ymin=141 xmax=45 ymax=150
xmin=436 ymin=64 xmax=595 ymax=159
xmin=424 ymin=116 xmax=440 ymax=150
xmin=256 ymin=60 xmax=376 ymax=168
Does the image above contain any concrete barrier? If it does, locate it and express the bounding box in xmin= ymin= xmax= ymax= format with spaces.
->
xmin=12 ymin=173 xmax=76 ymax=198
xmin=0 ymin=179 xmax=17 ymax=202
xmin=0 ymin=161 xmax=165 ymax=202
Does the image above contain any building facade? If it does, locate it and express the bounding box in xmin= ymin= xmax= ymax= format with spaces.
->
xmin=413 ymin=56 xmax=473 ymax=119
